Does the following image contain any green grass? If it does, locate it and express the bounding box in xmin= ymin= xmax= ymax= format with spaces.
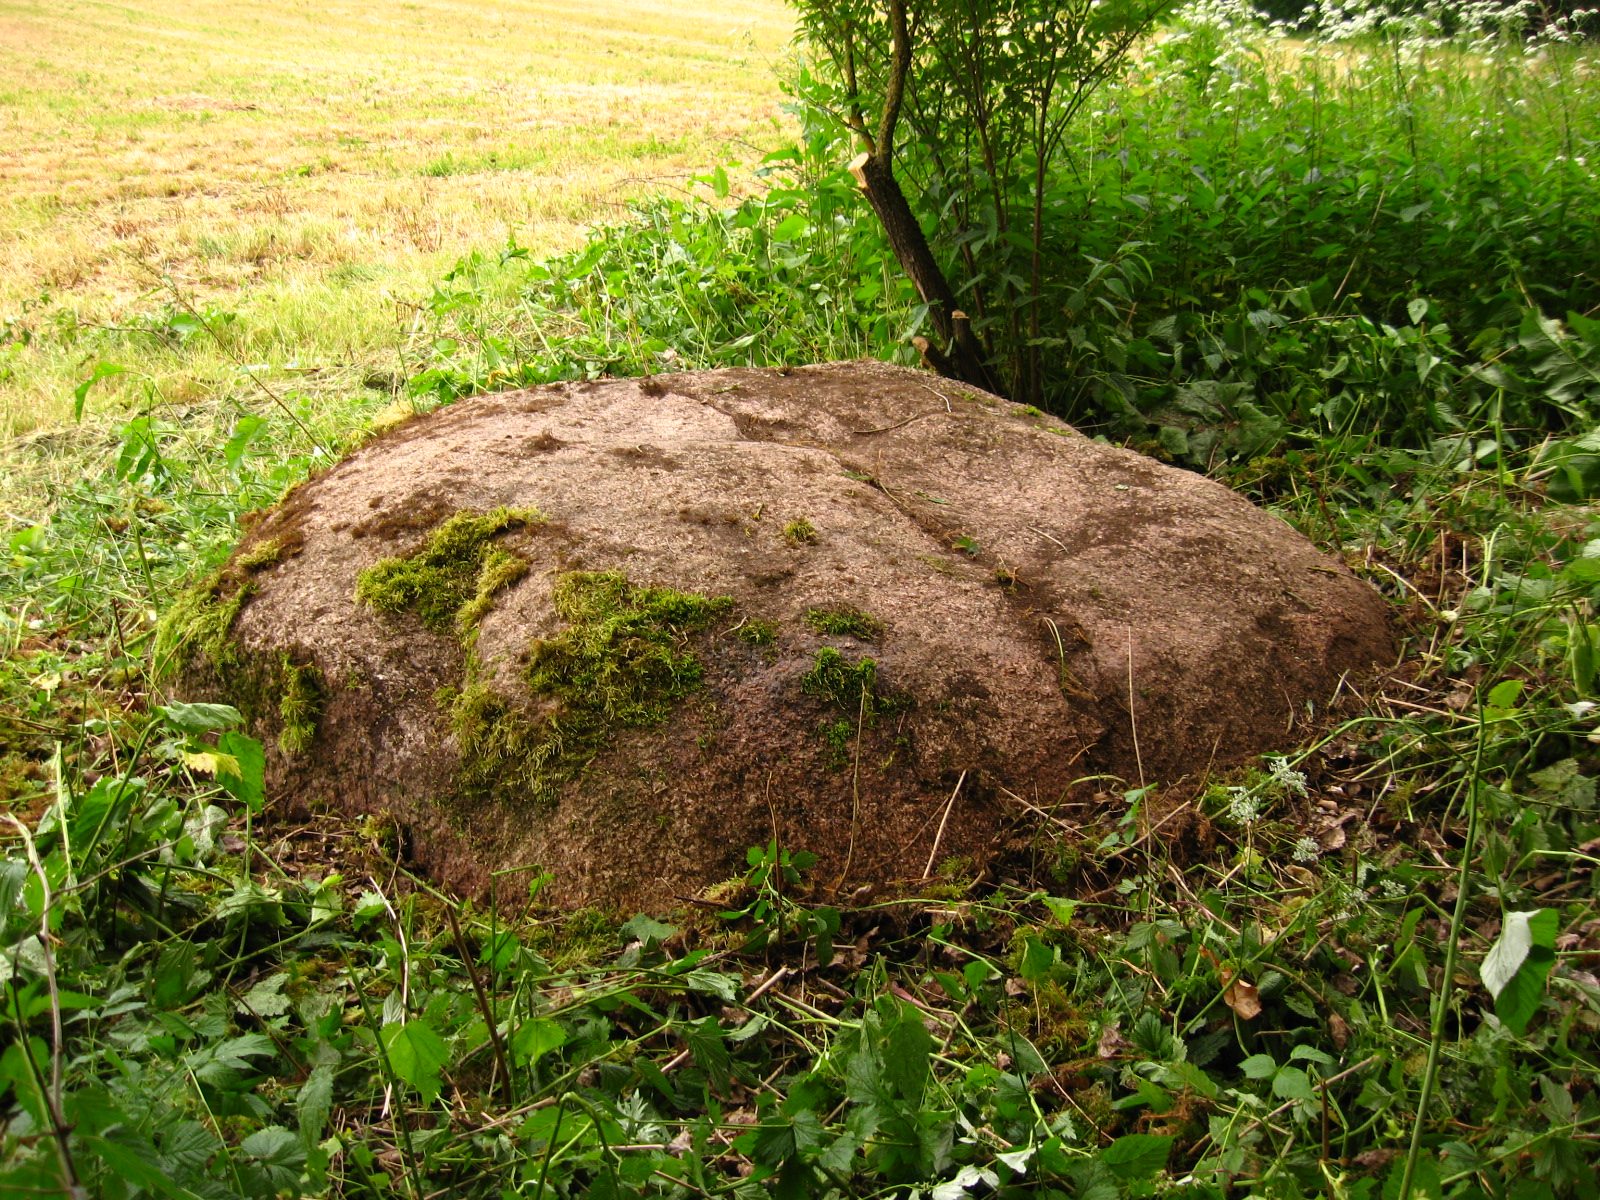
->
xmin=2 ymin=3 xmax=1600 ymax=1198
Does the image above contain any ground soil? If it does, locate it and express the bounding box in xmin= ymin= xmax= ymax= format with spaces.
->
xmin=199 ymin=361 xmax=1394 ymax=907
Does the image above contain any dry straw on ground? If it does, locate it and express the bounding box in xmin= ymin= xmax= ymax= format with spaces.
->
xmin=0 ymin=0 xmax=792 ymax=429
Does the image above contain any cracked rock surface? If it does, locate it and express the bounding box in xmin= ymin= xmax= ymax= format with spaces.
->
xmin=204 ymin=360 xmax=1393 ymax=905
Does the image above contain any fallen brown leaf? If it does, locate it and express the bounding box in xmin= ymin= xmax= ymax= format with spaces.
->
xmin=1223 ymin=977 xmax=1262 ymax=1020
xmin=1097 ymin=1021 xmax=1129 ymax=1059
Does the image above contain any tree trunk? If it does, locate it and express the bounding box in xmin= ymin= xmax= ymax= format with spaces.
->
xmin=849 ymin=152 xmax=1000 ymax=396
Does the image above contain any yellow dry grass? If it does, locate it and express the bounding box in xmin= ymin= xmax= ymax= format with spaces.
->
xmin=0 ymin=0 xmax=792 ymax=430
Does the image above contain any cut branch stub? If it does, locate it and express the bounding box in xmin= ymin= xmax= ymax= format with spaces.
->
xmin=848 ymin=151 xmax=998 ymax=395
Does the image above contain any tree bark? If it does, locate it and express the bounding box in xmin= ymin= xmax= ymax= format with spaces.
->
xmin=849 ymin=152 xmax=998 ymax=394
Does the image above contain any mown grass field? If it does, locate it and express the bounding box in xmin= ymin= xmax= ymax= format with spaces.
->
xmin=0 ymin=0 xmax=792 ymax=432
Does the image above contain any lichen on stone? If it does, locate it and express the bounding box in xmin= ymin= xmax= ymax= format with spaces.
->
xmin=355 ymin=506 xmax=542 ymax=635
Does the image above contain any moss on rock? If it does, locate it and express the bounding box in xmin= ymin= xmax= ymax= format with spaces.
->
xmin=447 ymin=570 xmax=733 ymax=804
xmin=805 ymin=605 xmax=881 ymax=640
xmin=736 ymin=618 xmax=779 ymax=645
xmin=277 ymin=655 xmax=324 ymax=757
xmin=356 ymin=506 xmax=542 ymax=635
xmin=800 ymin=646 xmax=909 ymax=767
xmin=153 ymin=568 xmax=254 ymax=679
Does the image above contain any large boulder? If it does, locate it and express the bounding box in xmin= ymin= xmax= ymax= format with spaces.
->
xmin=162 ymin=361 xmax=1392 ymax=906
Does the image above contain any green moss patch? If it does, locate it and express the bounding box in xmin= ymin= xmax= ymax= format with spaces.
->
xmin=800 ymin=646 xmax=909 ymax=767
xmin=277 ymin=656 xmax=324 ymax=757
xmin=735 ymin=618 xmax=779 ymax=645
xmin=356 ymin=507 xmax=541 ymax=635
xmin=447 ymin=570 xmax=733 ymax=803
xmin=783 ymin=518 xmax=817 ymax=545
xmin=153 ymin=568 xmax=253 ymax=678
xmin=805 ymin=605 xmax=881 ymax=640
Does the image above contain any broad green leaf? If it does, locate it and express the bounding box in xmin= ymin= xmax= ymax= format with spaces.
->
xmin=1484 ymin=680 xmax=1523 ymax=711
xmin=160 ymin=702 xmax=243 ymax=735
xmin=240 ymin=1125 xmax=304 ymax=1167
xmin=1290 ymin=1044 xmax=1337 ymax=1067
xmin=1018 ymin=934 xmax=1056 ymax=984
xmin=0 ymin=1038 xmax=50 ymax=1127
xmin=1241 ymin=1053 xmax=1277 ymax=1079
xmin=1271 ymin=1065 xmax=1316 ymax=1101
xmin=686 ymin=1015 xmax=732 ymax=1092
xmin=1487 ymin=909 xmax=1560 ymax=1034
xmin=238 ymin=1125 xmax=307 ymax=1196
xmin=511 ymin=1018 xmax=566 ymax=1067
xmin=217 ymin=731 xmax=266 ymax=813
xmin=619 ymin=913 xmax=677 ymax=946
xmin=1040 ymin=896 xmax=1078 ymax=925
xmin=383 ymin=1019 xmax=450 ymax=1104
xmin=297 ymin=1066 xmax=334 ymax=1149
xmin=237 ymin=973 xmax=291 ymax=1018
xmin=83 ymin=1130 xmax=199 ymax=1199
xmin=1481 ymin=909 xmax=1553 ymax=997
xmin=1382 ymin=1154 xmax=1443 ymax=1200
xmin=882 ymin=1007 xmax=933 ymax=1102
xmin=1100 ymin=1133 xmax=1172 ymax=1181
xmin=1547 ymin=454 xmax=1600 ymax=504
xmin=683 ymin=968 xmax=739 ymax=1003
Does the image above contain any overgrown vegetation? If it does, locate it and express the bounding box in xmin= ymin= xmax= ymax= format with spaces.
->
xmin=4 ymin=1 xmax=1600 ymax=1198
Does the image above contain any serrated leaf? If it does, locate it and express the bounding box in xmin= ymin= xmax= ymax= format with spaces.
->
xmin=383 ymin=1019 xmax=450 ymax=1104
xmin=511 ymin=1018 xmax=566 ymax=1067
xmin=240 ymin=1125 xmax=303 ymax=1167
xmin=1271 ymin=1065 xmax=1316 ymax=1100
xmin=882 ymin=1007 xmax=933 ymax=1102
xmin=83 ymin=1129 xmax=196 ymax=1199
xmin=686 ymin=1015 xmax=732 ymax=1093
xmin=1241 ymin=1053 xmax=1277 ymax=1079
xmin=1040 ymin=896 xmax=1078 ymax=925
xmin=237 ymin=973 xmax=291 ymax=1018
xmin=297 ymin=1065 xmax=334 ymax=1149
xmin=160 ymin=702 xmax=243 ymax=734
xmin=180 ymin=750 xmax=241 ymax=778
xmin=1100 ymin=1133 xmax=1172 ymax=1181
xmin=683 ymin=968 xmax=739 ymax=1003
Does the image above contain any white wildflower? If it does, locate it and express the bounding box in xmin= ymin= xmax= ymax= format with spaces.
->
xmin=1268 ymin=756 xmax=1308 ymax=797
xmin=1227 ymin=787 xmax=1261 ymax=825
